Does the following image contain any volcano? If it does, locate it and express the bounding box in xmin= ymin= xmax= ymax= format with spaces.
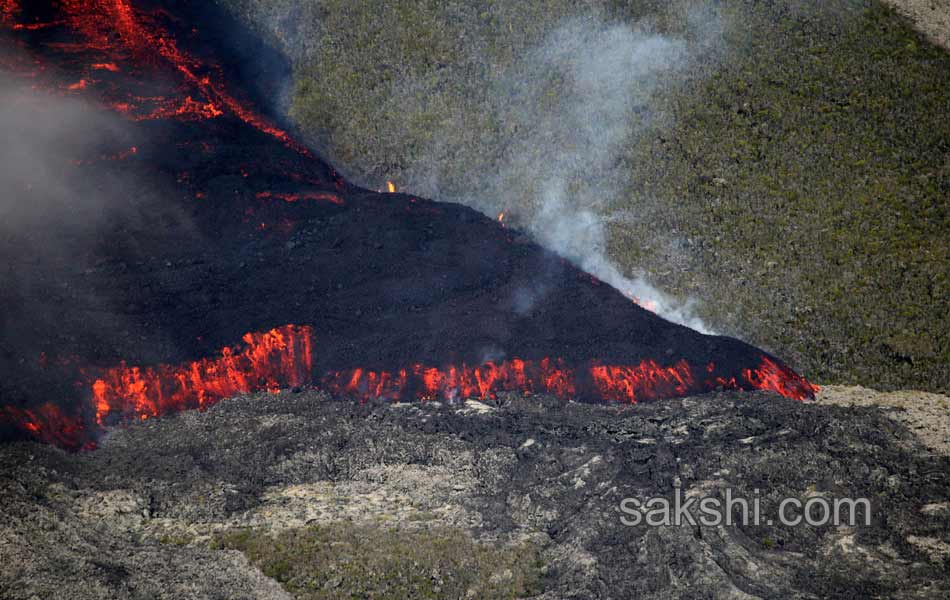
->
xmin=0 ymin=0 xmax=816 ymax=451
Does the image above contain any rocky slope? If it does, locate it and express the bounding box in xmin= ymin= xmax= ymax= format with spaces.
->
xmin=2 ymin=389 xmax=948 ymax=599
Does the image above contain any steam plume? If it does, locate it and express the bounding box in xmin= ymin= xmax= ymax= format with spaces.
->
xmin=398 ymin=18 xmax=714 ymax=331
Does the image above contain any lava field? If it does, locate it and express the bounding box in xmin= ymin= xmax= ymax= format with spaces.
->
xmin=0 ymin=0 xmax=817 ymax=450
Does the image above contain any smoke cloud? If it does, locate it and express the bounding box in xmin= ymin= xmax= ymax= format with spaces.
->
xmin=0 ymin=78 xmax=129 ymax=235
xmin=217 ymin=4 xmax=723 ymax=331
xmin=0 ymin=50 xmax=195 ymax=363
xmin=396 ymin=17 xmax=715 ymax=332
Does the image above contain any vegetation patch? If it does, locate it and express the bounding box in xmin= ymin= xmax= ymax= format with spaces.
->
xmin=211 ymin=523 xmax=545 ymax=599
xmin=612 ymin=1 xmax=949 ymax=391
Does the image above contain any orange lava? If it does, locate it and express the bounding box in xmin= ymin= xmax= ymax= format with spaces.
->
xmin=324 ymin=355 xmax=817 ymax=405
xmin=0 ymin=402 xmax=95 ymax=451
xmin=0 ymin=2 xmax=820 ymax=452
xmin=590 ymin=360 xmax=694 ymax=403
xmin=72 ymin=144 xmax=137 ymax=166
xmin=1 ymin=323 xmax=817 ymax=450
xmin=255 ymin=191 xmax=344 ymax=205
xmin=323 ymin=358 xmax=576 ymax=402
xmin=116 ymin=95 xmax=224 ymax=121
xmin=0 ymin=0 xmax=18 ymax=27
xmin=3 ymin=0 xmax=308 ymax=153
xmin=91 ymin=325 xmax=314 ymax=425
xmin=741 ymin=357 xmax=819 ymax=401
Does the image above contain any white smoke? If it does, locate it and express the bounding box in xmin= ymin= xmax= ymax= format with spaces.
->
xmin=0 ymin=49 xmax=197 ymax=358
xmin=401 ymin=18 xmax=713 ymax=332
xmin=220 ymin=5 xmax=719 ymax=332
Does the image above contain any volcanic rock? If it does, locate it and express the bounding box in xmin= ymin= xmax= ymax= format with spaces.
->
xmin=1 ymin=389 xmax=948 ymax=598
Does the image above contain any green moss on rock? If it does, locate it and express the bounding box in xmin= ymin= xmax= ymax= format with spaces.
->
xmin=212 ymin=523 xmax=545 ymax=599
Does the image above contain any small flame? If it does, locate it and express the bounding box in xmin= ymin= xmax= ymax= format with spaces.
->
xmin=91 ymin=62 xmax=119 ymax=72
xmin=387 ymin=181 xmax=396 ymax=193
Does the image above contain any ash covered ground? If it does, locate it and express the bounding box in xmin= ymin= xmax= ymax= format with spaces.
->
xmin=1 ymin=389 xmax=949 ymax=599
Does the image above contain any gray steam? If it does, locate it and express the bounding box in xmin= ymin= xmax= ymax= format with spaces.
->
xmin=0 ymin=79 xmax=130 ymax=233
xmin=397 ymin=18 xmax=714 ymax=331
xmin=182 ymin=4 xmax=721 ymax=331
xmin=0 ymin=56 xmax=193 ymax=357
xmin=0 ymin=58 xmax=179 ymax=247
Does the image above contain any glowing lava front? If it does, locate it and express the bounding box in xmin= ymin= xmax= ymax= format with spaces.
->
xmin=91 ymin=325 xmax=315 ymax=426
xmin=0 ymin=321 xmax=818 ymax=451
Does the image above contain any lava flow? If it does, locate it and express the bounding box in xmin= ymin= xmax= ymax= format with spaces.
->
xmin=7 ymin=0 xmax=306 ymax=152
xmin=0 ymin=1 xmax=819 ymax=452
xmin=0 ymin=403 xmax=94 ymax=452
xmin=0 ymin=326 xmax=313 ymax=450
xmin=323 ymin=357 xmax=578 ymax=402
xmin=255 ymin=191 xmax=344 ymax=205
xmin=91 ymin=325 xmax=314 ymax=426
xmin=0 ymin=325 xmax=817 ymax=451
xmin=325 ymin=356 xmax=817 ymax=405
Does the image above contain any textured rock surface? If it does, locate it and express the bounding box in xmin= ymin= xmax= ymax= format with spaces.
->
xmin=819 ymin=385 xmax=950 ymax=456
xmin=1 ymin=389 xmax=948 ymax=598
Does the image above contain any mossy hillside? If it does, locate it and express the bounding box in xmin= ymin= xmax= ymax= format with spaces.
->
xmin=613 ymin=1 xmax=949 ymax=390
xmin=217 ymin=0 xmax=949 ymax=392
xmin=212 ymin=523 xmax=545 ymax=599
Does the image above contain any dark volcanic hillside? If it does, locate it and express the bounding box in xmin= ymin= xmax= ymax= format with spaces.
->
xmin=0 ymin=0 xmax=815 ymax=450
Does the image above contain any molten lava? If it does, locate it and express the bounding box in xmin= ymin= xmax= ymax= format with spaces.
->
xmin=255 ymin=191 xmax=344 ymax=205
xmin=589 ymin=360 xmax=694 ymax=403
xmin=740 ymin=357 xmax=818 ymax=401
xmin=0 ymin=1 xmax=820 ymax=453
xmin=0 ymin=1 xmax=18 ymax=27
xmin=72 ymin=145 xmax=137 ymax=166
xmin=1 ymin=403 xmax=94 ymax=451
xmin=323 ymin=357 xmax=577 ymax=402
xmin=324 ymin=355 xmax=817 ymax=405
xmin=0 ymin=320 xmax=817 ymax=451
xmin=7 ymin=0 xmax=305 ymax=152
xmin=91 ymin=324 xmax=314 ymax=425
xmin=0 ymin=325 xmax=314 ymax=450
